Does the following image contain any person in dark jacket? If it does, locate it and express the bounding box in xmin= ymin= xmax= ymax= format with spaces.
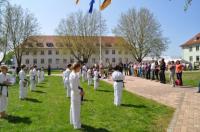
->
xmin=48 ymin=64 xmax=51 ymax=76
xmin=159 ymin=59 xmax=166 ymax=84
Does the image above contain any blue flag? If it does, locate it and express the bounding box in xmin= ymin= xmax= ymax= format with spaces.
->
xmin=89 ymin=0 xmax=95 ymax=13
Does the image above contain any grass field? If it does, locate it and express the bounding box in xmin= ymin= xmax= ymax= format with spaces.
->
xmin=165 ymin=71 xmax=200 ymax=87
xmin=0 ymin=76 xmax=174 ymax=132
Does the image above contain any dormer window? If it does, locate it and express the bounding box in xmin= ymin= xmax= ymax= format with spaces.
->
xmin=105 ymin=43 xmax=112 ymax=47
xmin=46 ymin=43 xmax=54 ymax=47
xmin=36 ymin=43 xmax=44 ymax=47
xmin=197 ymin=37 xmax=200 ymax=40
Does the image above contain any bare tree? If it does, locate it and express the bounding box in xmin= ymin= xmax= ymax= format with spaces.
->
xmin=113 ymin=8 xmax=168 ymax=62
xmin=56 ymin=10 xmax=106 ymax=64
xmin=2 ymin=4 xmax=38 ymax=70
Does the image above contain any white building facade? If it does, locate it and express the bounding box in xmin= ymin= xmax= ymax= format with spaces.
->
xmin=181 ymin=33 xmax=200 ymax=66
xmin=17 ymin=36 xmax=134 ymax=69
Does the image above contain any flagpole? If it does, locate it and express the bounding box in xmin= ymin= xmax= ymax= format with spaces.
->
xmin=99 ymin=0 xmax=102 ymax=64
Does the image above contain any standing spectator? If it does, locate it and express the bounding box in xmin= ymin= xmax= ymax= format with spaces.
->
xmin=146 ymin=63 xmax=151 ymax=79
xmin=151 ymin=61 xmax=155 ymax=80
xmin=168 ymin=61 xmax=176 ymax=87
xmin=159 ymin=59 xmax=166 ymax=84
xmin=176 ymin=60 xmax=183 ymax=86
xmin=155 ymin=61 xmax=159 ymax=81
xmin=48 ymin=64 xmax=51 ymax=76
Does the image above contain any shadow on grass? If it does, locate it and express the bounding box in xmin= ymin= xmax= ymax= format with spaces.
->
xmin=97 ymin=89 xmax=113 ymax=93
xmin=25 ymin=98 xmax=42 ymax=103
xmin=83 ymin=99 xmax=94 ymax=102
xmin=81 ymin=124 xmax=110 ymax=132
xmin=36 ymin=85 xmax=45 ymax=88
xmin=4 ymin=115 xmax=32 ymax=124
xmin=121 ymin=104 xmax=147 ymax=108
xmin=32 ymin=90 xmax=46 ymax=93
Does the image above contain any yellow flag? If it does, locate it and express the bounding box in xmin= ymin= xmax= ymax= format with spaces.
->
xmin=76 ymin=0 xmax=79 ymax=4
xmin=100 ymin=0 xmax=111 ymax=10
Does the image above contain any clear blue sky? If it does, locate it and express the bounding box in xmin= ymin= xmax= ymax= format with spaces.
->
xmin=10 ymin=0 xmax=200 ymax=57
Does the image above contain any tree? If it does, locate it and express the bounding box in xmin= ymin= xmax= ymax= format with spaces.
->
xmin=0 ymin=0 xmax=8 ymax=64
xmin=113 ymin=8 xmax=168 ymax=62
xmin=56 ymin=10 xmax=106 ymax=64
xmin=2 ymin=4 xmax=38 ymax=70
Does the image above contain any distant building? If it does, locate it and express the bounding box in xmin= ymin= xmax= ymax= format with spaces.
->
xmin=181 ymin=33 xmax=200 ymax=67
xmin=15 ymin=36 xmax=134 ymax=69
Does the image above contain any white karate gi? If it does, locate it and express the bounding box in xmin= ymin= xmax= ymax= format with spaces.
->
xmin=69 ymin=71 xmax=81 ymax=129
xmin=93 ymin=70 xmax=99 ymax=90
xmin=40 ymin=70 xmax=45 ymax=82
xmin=19 ymin=70 xmax=28 ymax=99
xmin=37 ymin=70 xmax=42 ymax=83
xmin=82 ymin=66 xmax=87 ymax=82
xmin=33 ymin=68 xmax=37 ymax=84
xmin=29 ymin=69 xmax=36 ymax=91
xmin=0 ymin=73 xmax=11 ymax=112
xmin=64 ymin=69 xmax=71 ymax=97
xmin=112 ymin=71 xmax=124 ymax=106
xmin=87 ymin=69 xmax=92 ymax=86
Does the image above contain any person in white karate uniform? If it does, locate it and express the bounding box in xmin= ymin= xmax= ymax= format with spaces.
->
xmin=0 ymin=65 xmax=13 ymax=118
xmin=64 ymin=64 xmax=72 ymax=97
xmin=69 ymin=63 xmax=82 ymax=129
xmin=87 ymin=68 xmax=93 ymax=86
xmin=93 ymin=69 xmax=100 ymax=90
xmin=81 ymin=64 xmax=87 ymax=82
xmin=29 ymin=67 xmax=36 ymax=91
xmin=33 ymin=65 xmax=37 ymax=86
xmin=37 ymin=68 xmax=42 ymax=84
xmin=40 ymin=67 xmax=45 ymax=82
xmin=19 ymin=64 xmax=28 ymax=100
xmin=112 ymin=65 xmax=124 ymax=106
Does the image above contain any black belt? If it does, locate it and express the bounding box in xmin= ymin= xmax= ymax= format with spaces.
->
xmin=115 ymin=80 xmax=123 ymax=82
xmin=0 ymin=84 xmax=8 ymax=97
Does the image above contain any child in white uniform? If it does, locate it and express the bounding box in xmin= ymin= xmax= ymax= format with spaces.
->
xmin=19 ymin=64 xmax=28 ymax=99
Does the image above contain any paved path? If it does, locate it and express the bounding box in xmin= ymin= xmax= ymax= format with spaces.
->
xmin=103 ymin=76 xmax=200 ymax=132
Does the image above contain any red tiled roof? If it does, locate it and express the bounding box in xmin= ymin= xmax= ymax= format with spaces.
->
xmin=181 ymin=33 xmax=200 ymax=47
xmin=23 ymin=35 xmax=122 ymax=48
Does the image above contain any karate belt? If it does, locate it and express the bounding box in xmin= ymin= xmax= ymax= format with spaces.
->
xmin=115 ymin=80 xmax=123 ymax=83
xmin=0 ymin=84 xmax=9 ymax=97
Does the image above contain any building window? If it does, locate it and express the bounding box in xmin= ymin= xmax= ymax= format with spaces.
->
xmin=118 ymin=50 xmax=122 ymax=55
xmin=92 ymin=58 xmax=96 ymax=63
xmin=63 ymin=59 xmax=67 ymax=64
xmin=36 ymin=43 xmax=44 ymax=47
xmin=196 ymin=56 xmax=199 ymax=62
xmin=189 ymin=47 xmax=193 ymax=52
xmin=56 ymin=59 xmax=60 ymax=64
xmin=105 ymin=43 xmax=112 ymax=47
xmin=119 ymin=58 xmax=122 ymax=63
xmin=33 ymin=59 xmax=37 ymax=64
xmin=41 ymin=51 xmax=45 ymax=55
xmin=48 ymin=59 xmax=52 ymax=64
xmin=41 ymin=59 xmax=45 ymax=64
xmin=106 ymin=58 xmax=109 ymax=63
xmin=105 ymin=50 xmax=109 ymax=55
xmin=189 ymin=56 xmax=193 ymax=62
xmin=56 ymin=50 xmax=59 ymax=55
xmin=48 ymin=50 xmax=52 ymax=55
xmin=25 ymin=51 xmax=29 ymax=55
xmin=46 ymin=43 xmax=54 ymax=47
xmin=196 ymin=46 xmax=199 ymax=51
xmin=33 ymin=51 xmax=37 ymax=55
xmin=25 ymin=59 xmax=29 ymax=64
xmin=70 ymin=58 xmax=74 ymax=63
xmin=112 ymin=58 xmax=115 ymax=63
xmin=112 ymin=50 xmax=115 ymax=55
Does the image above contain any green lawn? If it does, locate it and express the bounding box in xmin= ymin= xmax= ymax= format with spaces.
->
xmin=44 ymin=69 xmax=63 ymax=75
xmin=166 ymin=71 xmax=200 ymax=87
xmin=0 ymin=76 xmax=174 ymax=132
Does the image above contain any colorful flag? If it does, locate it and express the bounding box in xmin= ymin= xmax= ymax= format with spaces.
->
xmin=76 ymin=0 xmax=79 ymax=4
xmin=100 ymin=0 xmax=111 ymax=10
xmin=89 ymin=0 xmax=95 ymax=13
